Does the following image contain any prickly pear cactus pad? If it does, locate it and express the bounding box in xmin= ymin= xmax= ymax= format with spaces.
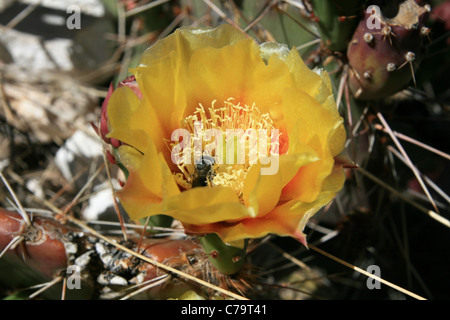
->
xmin=0 ymin=0 xmax=449 ymax=302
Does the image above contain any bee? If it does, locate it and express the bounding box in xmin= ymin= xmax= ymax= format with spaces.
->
xmin=192 ymin=155 xmax=216 ymax=188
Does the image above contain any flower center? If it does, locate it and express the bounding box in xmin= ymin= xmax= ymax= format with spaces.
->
xmin=169 ymin=98 xmax=279 ymax=198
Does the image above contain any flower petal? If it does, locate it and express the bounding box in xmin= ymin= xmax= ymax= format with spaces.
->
xmin=133 ymin=52 xmax=188 ymax=142
xmin=286 ymin=48 xmax=323 ymax=98
xmin=139 ymin=24 xmax=248 ymax=68
xmin=107 ymin=86 xmax=148 ymax=151
xmin=185 ymin=191 xmax=337 ymax=244
xmin=116 ymin=138 xmax=180 ymax=220
xmin=280 ymin=87 xmax=345 ymax=202
xmin=242 ymin=163 xmax=282 ymax=218
xmin=185 ymin=37 xmax=264 ymax=114
xmin=278 ymin=148 xmax=320 ymax=188
xmin=162 ymin=187 xmax=252 ymax=225
xmin=242 ymin=148 xmax=319 ymax=217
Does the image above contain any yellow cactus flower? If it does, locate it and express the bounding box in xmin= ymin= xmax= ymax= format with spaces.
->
xmin=106 ymin=24 xmax=346 ymax=246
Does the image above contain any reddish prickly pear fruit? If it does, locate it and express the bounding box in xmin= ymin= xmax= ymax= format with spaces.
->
xmin=347 ymin=0 xmax=430 ymax=100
